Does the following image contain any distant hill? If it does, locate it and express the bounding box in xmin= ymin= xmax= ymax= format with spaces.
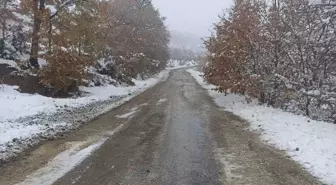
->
xmin=169 ymin=30 xmax=205 ymax=53
xmin=169 ymin=30 xmax=206 ymax=60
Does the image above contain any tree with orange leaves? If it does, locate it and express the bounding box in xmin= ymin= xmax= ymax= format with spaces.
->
xmin=204 ymin=0 xmax=262 ymax=96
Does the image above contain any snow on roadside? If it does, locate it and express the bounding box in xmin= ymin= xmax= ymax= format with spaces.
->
xmin=187 ymin=68 xmax=336 ymax=185
xmin=0 ymin=70 xmax=168 ymax=122
xmin=17 ymin=117 xmax=127 ymax=185
xmin=16 ymin=138 xmax=107 ymax=185
xmin=0 ymin=59 xmax=20 ymax=70
xmin=0 ymin=70 xmax=170 ymax=163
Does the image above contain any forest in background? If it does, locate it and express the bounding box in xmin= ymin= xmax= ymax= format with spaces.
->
xmin=204 ymin=0 xmax=336 ymax=122
xmin=0 ymin=0 xmax=170 ymax=97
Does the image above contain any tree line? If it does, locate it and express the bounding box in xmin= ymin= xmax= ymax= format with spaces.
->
xmin=0 ymin=0 xmax=170 ymax=92
xmin=204 ymin=0 xmax=336 ymax=122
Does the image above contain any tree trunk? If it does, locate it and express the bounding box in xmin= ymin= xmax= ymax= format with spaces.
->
xmin=29 ymin=0 xmax=45 ymax=68
xmin=78 ymin=41 xmax=81 ymax=56
xmin=48 ymin=20 xmax=52 ymax=54
xmin=305 ymin=96 xmax=311 ymax=116
xmin=1 ymin=21 xmax=5 ymax=39
xmin=1 ymin=0 xmax=8 ymax=39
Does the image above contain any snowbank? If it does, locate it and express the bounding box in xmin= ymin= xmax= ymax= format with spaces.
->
xmin=187 ymin=68 xmax=336 ymax=185
xmin=0 ymin=59 xmax=20 ymax=70
xmin=0 ymin=70 xmax=169 ymax=162
xmin=166 ymin=59 xmax=198 ymax=69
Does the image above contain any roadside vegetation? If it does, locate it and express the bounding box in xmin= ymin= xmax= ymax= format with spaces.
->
xmin=0 ymin=0 xmax=170 ymax=97
xmin=204 ymin=0 xmax=336 ymax=122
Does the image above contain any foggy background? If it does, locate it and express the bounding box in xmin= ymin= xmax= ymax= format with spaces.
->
xmin=152 ymin=0 xmax=233 ymax=52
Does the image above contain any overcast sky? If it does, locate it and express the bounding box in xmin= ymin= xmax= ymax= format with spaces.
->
xmin=152 ymin=0 xmax=233 ymax=37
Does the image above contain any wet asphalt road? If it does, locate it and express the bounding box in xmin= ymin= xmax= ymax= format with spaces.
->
xmin=50 ymin=69 xmax=322 ymax=185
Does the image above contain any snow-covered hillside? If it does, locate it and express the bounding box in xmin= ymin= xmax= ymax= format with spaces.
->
xmin=0 ymin=70 xmax=169 ymax=163
xmin=187 ymin=68 xmax=336 ymax=185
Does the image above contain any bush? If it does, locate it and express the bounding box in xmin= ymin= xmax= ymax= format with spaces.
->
xmin=40 ymin=49 xmax=93 ymax=97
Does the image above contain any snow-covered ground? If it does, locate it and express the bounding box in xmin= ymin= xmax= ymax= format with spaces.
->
xmin=166 ymin=59 xmax=198 ymax=69
xmin=0 ymin=70 xmax=170 ymax=163
xmin=0 ymin=58 xmax=21 ymax=69
xmin=187 ymin=68 xmax=336 ymax=185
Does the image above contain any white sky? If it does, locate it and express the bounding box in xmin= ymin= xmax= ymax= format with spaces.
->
xmin=152 ymin=0 xmax=233 ymax=37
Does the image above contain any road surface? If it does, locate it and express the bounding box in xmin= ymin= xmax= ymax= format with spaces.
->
xmin=1 ymin=69 xmax=322 ymax=185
